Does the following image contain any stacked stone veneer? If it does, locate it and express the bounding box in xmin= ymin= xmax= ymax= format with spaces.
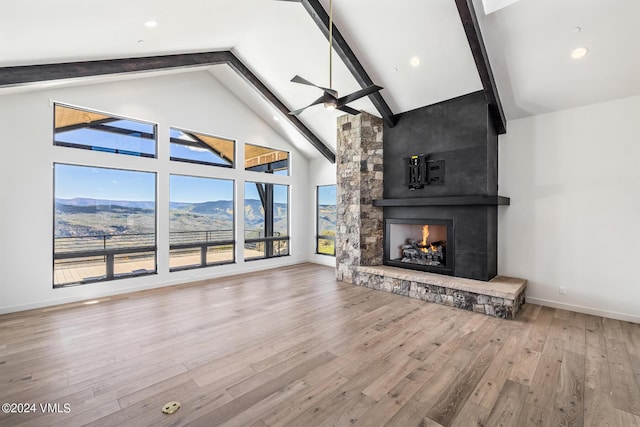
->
xmin=357 ymin=266 xmax=526 ymax=320
xmin=336 ymin=112 xmax=384 ymax=283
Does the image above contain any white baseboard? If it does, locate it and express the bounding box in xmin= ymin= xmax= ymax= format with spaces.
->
xmin=308 ymin=255 xmax=337 ymax=268
xmin=0 ymin=257 xmax=305 ymax=315
xmin=526 ymin=297 xmax=640 ymax=324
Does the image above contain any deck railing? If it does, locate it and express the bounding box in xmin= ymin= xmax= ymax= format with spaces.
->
xmin=54 ymin=228 xmax=289 ymax=283
xmin=169 ymin=229 xmax=235 ymax=270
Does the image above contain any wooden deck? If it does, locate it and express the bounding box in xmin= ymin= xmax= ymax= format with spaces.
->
xmin=54 ymin=248 xmax=259 ymax=286
xmin=2 ymin=263 xmax=639 ymax=426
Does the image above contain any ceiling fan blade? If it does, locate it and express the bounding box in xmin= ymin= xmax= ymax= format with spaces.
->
xmin=337 ymin=85 xmax=383 ymax=106
xmin=290 ymin=75 xmax=338 ymax=97
xmin=289 ymin=94 xmax=332 ymax=116
xmin=337 ymin=105 xmax=361 ymax=115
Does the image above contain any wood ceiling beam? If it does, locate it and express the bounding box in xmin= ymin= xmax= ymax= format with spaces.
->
xmin=454 ymin=0 xmax=507 ymax=135
xmin=299 ymin=0 xmax=398 ymax=128
xmin=225 ymin=54 xmax=335 ymax=162
xmin=0 ymin=51 xmax=336 ymax=163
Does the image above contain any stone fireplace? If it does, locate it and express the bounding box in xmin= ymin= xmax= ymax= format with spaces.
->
xmin=335 ymin=93 xmax=526 ymax=319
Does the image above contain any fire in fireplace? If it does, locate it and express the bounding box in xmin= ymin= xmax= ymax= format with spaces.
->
xmin=384 ymin=218 xmax=454 ymax=275
xmin=401 ymin=225 xmax=446 ymax=266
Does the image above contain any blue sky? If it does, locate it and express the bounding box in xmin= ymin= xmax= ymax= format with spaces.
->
xmin=55 ymin=164 xmax=155 ymax=201
xmin=171 ymin=175 xmax=233 ymax=203
xmin=318 ymin=184 xmax=336 ymax=205
xmin=56 ymin=119 xmax=156 ymax=157
xmin=56 ymin=164 xmax=292 ymax=204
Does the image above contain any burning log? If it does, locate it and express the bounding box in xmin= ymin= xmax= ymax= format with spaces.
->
xmin=401 ymin=237 xmax=445 ymax=266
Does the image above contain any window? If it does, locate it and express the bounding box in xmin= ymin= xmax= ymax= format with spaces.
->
xmin=245 ymin=143 xmax=289 ymax=175
xmin=244 ymin=182 xmax=289 ymax=259
xmin=317 ymin=185 xmax=337 ymax=256
xmin=170 ymin=128 xmax=234 ymax=167
xmin=169 ymin=175 xmax=235 ymax=270
xmin=53 ymin=164 xmax=156 ymax=287
xmin=54 ymin=104 xmax=156 ymax=158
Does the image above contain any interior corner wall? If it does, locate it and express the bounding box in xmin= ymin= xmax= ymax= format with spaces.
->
xmin=498 ymin=95 xmax=640 ymax=323
xmin=308 ymin=157 xmax=337 ymax=267
xmin=0 ymin=71 xmax=310 ymax=314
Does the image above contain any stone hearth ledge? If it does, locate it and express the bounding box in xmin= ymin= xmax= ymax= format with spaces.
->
xmin=356 ymin=266 xmax=526 ymax=319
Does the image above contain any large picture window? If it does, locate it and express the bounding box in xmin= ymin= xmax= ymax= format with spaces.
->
xmin=317 ymin=185 xmax=337 ymax=256
xmin=244 ymin=143 xmax=289 ymax=175
xmin=169 ymin=175 xmax=235 ymax=270
xmin=53 ymin=164 xmax=156 ymax=287
xmin=170 ymin=128 xmax=234 ymax=168
xmin=244 ymin=182 xmax=289 ymax=260
xmin=54 ymin=104 xmax=156 ymax=158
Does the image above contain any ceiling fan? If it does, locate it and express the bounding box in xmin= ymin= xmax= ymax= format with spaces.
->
xmin=283 ymin=0 xmax=383 ymax=116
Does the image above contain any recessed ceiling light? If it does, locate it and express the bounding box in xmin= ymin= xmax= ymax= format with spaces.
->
xmin=273 ymin=115 xmax=280 ymax=122
xmin=144 ymin=20 xmax=158 ymax=28
xmin=137 ymin=39 xmax=145 ymax=44
xmin=572 ymin=27 xmax=581 ymax=34
xmin=571 ymin=47 xmax=588 ymax=59
xmin=410 ymin=56 xmax=421 ymax=67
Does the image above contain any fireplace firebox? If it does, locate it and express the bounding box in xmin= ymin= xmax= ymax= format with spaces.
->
xmin=384 ymin=218 xmax=454 ymax=275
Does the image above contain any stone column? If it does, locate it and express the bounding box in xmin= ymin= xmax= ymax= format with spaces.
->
xmin=336 ymin=112 xmax=384 ymax=284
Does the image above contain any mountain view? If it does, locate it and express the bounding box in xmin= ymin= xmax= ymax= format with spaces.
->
xmin=318 ymin=204 xmax=337 ymax=236
xmin=55 ymin=198 xmax=156 ymax=238
xmin=54 ymin=198 xmax=288 ymax=239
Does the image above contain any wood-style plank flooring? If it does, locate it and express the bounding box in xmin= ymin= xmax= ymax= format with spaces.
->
xmin=1 ymin=263 xmax=639 ymax=426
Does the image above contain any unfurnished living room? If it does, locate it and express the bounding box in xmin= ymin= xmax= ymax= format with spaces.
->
xmin=0 ymin=0 xmax=639 ymax=426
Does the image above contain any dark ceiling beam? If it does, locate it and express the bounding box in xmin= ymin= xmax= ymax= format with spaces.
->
xmin=454 ymin=0 xmax=507 ymax=135
xmin=299 ymin=0 xmax=398 ymax=128
xmin=0 ymin=51 xmax=336 ymax=163
xmin=225 ymin=54 xmax=335 ymax=162
xmin=0 ymin=52 xmax=231 ymax=86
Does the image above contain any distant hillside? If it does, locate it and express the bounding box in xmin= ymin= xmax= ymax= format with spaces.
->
xmin=56 ymin=198 xmax=155 ymax=209
xmin=318 ymin=204 xmax=337 ymax=235
xmin=55 ymin=198 xmax=156 ymax=237
xmin=55 ymin=198 xmax=288 ymax=238
xmin=55 ymin=203 xmax=154 ymax=215
xmin=170 ymin=200 xmax=234 ymax=233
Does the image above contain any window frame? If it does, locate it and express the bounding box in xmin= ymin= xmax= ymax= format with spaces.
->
xmin=244 ymin=182 xmax=290 ymax=261
xmin=316 ymin=184 xmax=337 ymax=257
xmin=169 ymin=174 xmax=236 ymax=272
xmin=53 ymin=102 xmax=158 ymax=158
xmin=169 ymin=127 xmax=236 ymax=169
xmin=52 ymin=163 xmax=158 ymax=288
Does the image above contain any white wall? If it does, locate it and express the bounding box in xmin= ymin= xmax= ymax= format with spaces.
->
xmin=499 ymin=95 xmax=640 ymax=322
xmin=0 ymin=71 xmax=310 ymax=314
xmin=308 ymin=157 xmax=337 ymax=267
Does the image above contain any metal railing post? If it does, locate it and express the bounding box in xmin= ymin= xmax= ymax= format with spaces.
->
xmin=201 ymin=246 xmax=207 ymax=267
xmin=106 ymin=254 xmax=115 ymax=279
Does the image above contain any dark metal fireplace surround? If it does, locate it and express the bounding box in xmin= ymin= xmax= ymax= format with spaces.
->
xmin=374 ymin=91 xmax=510 ymax=281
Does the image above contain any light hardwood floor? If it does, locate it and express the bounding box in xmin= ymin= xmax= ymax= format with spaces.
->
xmin=1 ymin=263 xmax=639 ymax=426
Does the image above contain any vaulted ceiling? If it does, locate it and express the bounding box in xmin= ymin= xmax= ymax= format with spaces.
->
xmin=1 ymin=0 xmax=638 ymax=160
